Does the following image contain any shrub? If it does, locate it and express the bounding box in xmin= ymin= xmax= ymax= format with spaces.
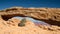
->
xmin=18 ymin=18 xmax=26 ymax=27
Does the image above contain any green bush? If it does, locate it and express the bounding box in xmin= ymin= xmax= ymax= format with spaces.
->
xmin=18 ymin=18 xmax=26 ymax=27
xmin=20 ymin=18 xmax=26 ymax=23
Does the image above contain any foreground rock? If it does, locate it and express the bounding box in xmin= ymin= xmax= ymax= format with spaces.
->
xmin=0 ymin=18 xmax=60 ymax=34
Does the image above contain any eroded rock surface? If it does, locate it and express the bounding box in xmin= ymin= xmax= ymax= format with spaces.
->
xmin=0 ymin=18 xmax=60 ymax=34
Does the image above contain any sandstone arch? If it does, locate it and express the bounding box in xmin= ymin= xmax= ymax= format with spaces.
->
xmin=0 ymin=7 xmax=60 ymax=26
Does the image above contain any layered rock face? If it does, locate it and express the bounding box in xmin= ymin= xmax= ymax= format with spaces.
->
xmin=0 ymin=7 xmax=60 ymax=26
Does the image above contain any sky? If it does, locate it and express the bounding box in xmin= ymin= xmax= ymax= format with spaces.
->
xmin=0 ymin=0 xmax=60 ymax=10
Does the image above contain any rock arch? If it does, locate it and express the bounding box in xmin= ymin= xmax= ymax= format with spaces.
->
xmin=0 ymin=7 xmax=60 ymax=26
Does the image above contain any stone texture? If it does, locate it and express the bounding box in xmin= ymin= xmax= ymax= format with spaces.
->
xmin=0 ymin=18 xmax=60 ymax=34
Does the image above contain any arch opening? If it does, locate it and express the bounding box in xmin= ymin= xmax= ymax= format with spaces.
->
xmin=1 ymin=15 xmax=50 ymax=26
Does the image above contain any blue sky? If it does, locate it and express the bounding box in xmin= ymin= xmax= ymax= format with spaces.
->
xmin=0 ymin=0 xmax=60 ymax=10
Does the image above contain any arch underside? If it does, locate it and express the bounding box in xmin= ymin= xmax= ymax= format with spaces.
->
xmin=1 ymin=14 xmax=60 ymax=26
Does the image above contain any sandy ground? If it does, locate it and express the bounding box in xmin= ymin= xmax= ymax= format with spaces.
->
xmin=0 ymin=18 xmax=60 ymax=34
